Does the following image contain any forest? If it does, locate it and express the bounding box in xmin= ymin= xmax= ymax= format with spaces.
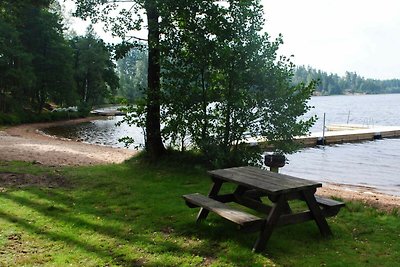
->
xmin=293 ymin=66 xmax=400 ymax=95
xmin=0 ymin=0 xmax=118 ymax=123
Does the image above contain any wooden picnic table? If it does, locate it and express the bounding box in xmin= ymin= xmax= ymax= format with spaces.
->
xmin=183 ymin=166 xmax=344 ymax=252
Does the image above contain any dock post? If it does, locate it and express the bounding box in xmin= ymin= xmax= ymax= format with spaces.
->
xmin=317 ymin=113 xmax=326 ymax=145
xmin=347 ymin=110 xmax=351 ymax=124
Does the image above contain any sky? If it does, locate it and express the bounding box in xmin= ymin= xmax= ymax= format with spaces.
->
xmin=261 ymin=0 xmax=400 ymax=79
xmin=64 ymin=0 xmax=400 ymax=80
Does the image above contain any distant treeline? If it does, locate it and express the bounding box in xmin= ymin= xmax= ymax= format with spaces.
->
xmin=293 ymin=66 xmax=400 ymax=95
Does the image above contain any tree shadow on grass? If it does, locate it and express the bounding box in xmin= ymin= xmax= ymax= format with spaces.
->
xmin=0 ymin=209 xmax=148 ymax=266
xmin=0 ymin=187 xmax=267 ymax=266
xmin=0 ymin=161 xmax=339 ymax=266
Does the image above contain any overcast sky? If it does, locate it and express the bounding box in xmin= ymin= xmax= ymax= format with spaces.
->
xmin=262 ymin=0 xmax=400 ymax=79
xmin=65 ymin=0 xmax=400 ymax=80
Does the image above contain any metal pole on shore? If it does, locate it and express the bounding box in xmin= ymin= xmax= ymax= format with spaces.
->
xmin=347 ymin=110 xmax=351 ymax=124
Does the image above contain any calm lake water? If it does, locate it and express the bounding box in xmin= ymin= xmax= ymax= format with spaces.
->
xmin=43 ymin=116 xmax=144 ymax=149
xmin=43 ymin=94 xmax=400 ymax=196
xmin=283 ymin=94 xmax=400 ymax=196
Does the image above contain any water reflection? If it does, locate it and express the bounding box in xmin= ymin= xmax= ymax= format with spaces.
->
xmin=43 ymin=116 xmax=144 ymax=149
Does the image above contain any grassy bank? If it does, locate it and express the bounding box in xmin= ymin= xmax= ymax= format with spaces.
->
xmin=0 ymin=159 xmax=399 ymax=266
xmin=0 ymin=110 xmax=89 ymax=125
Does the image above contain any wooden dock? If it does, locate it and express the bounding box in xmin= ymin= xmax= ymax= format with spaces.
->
xmin=296 ymin=125 xmax=400 ymax=146
xmin=90 ymin=108 xmax=126 ymax=116
xmin=247 ymin=124 xmax=400 ymax=149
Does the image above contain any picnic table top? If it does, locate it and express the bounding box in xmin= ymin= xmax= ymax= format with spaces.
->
xmin=208 ymin=166 xmax=322 ymax=195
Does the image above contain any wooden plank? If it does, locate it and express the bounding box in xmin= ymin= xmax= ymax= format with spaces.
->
xmin=183 ymin=193 xmax=264 ymax=228
xmin=210 ymin=169 xmax=287 ymax=193
xmin=208 ymin=167 xmax=321 ymax=195
xmin=219 ymin=166 xmax=320 ymax=189
xmin=315 ymin=196 xmax=345 ymax=217
xmin=240 ymin=167 xmax=319 ymax=188
xmin=315 ymin=196 xmax=345 ymax=208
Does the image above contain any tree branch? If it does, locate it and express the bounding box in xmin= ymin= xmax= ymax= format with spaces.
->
xmin=126 ymin=35 xmax=148 ymax=42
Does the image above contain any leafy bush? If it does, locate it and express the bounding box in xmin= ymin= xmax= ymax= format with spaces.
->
xmin=77 ymin=104 xmax=91 ymax=117
xmin=0 ymin=113 xmax=21 ymax=125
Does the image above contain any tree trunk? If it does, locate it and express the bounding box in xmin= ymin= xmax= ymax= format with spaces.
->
xmin=0 ymin=88 xmax=5 ymax=113
xmin=145 ymin=2 xmax=165 ymax=159
xmin=201 ymin=68 xmax=208 ymax=140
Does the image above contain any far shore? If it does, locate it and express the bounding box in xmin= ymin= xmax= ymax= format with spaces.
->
xmin=0 ymin=118 xmax=399 ymax=212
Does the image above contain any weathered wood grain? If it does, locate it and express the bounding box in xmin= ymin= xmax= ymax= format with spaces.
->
xmin=183 ymin=193 xmax=264 ymax=228
xmin=208 ymin=166 xmax=321 ymax=195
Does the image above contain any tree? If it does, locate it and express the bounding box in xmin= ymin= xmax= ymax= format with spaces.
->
xmin=0 ymin=0 xmax=75 ymax=113
xmin=70 ymin=28 xmax=119 ymax=107
xmin=21 ymin=7 xmax=76 ymax=111
xmin=74 ymin=0 xmax=175 ymax=159
xmin=0 ymin=14 xmax=34 ymax=112
xmin=293 ymin=66 xmax=400 ymax=95
xmin=160 ymin=0 xmax=315 ymax=166
xmin=116 ymin=47 xmax=147 ymax=103
xmin=74 ymin=0 xmax=316 ymax=164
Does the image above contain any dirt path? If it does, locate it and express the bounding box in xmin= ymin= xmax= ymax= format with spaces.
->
xmin=0 ymin=118 xmax=137 ymax=166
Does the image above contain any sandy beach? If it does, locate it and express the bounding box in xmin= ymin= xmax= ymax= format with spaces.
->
xmin=1 ymin=118 xmax=399 ymax=212
xmin=0 ymin=118 xmax=137 ymax=166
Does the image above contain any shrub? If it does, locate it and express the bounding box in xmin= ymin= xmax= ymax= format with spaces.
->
xmin=0 ymin=110 xmax=85 ymax=125
xmin=0 ymin=113 xmax=21 ymax=125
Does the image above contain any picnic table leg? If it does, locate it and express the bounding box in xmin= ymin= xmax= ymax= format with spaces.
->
xmin=253 ymin=195 xmax=286 ymax=253
xmin=281 ymin=201 xmax=292 ymax=215
xmin=196 ymin=178 xmax=223 ymax=222
xmin=302 ymin=190 xmax=333 ymax=237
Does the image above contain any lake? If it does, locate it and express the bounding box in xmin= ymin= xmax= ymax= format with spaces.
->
xmin=283 ymin=94 xmax=400 ymax=196
xmin=43 ymin=94 xmax=400 ymax=196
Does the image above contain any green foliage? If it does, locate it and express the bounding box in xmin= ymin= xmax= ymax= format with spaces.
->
xmin=116 ymin=46 xmax=147 ymax=103
xmin=17 ymin=1 xmax=76 ymax=112
xmin=0 ymin=113 xmax=21 ymax=125
xmin=70 ymin=28 xmax=119 ymax=108
xmin=0 ymin=1 xmax=119 ymax=117
xmin=0 ymin=0 xmax=76 ymax=113
xmin=0 ymin=110 xmax=85 ymax=125
xmin=74 ymin=0 xmax=315 ymax=163
xmin=0 ymin=3 xmax=35 ymax=113
xmin=294 ymin=66 xmax=400 ymax=95
xmin=159 ymin=0 xmax=315 ymax=167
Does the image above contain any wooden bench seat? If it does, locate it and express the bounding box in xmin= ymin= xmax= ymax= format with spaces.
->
xmin=183 ymin=193 xmax=264 ymax=230
xmin=315 ymin=196 xmax=345 ymax=217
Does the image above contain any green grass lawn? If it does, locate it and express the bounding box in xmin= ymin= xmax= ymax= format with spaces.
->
xmin=0 ymin=158 xmax=399 ymax=266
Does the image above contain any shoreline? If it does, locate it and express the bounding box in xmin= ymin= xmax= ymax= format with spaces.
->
xmin=0 ymin=117 xmax=137 ymax=166
xmin=317 ymin=183 xmax=400 ymax=213
xmin=0 ymin=118 xmax=400 ymax=211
